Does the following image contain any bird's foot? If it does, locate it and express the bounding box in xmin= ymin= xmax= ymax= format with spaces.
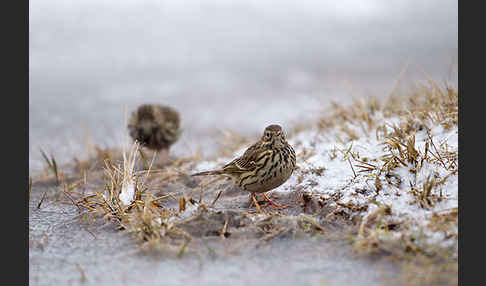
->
xmin=261 ymin=193 xmax=288 ymax=209
xmin=248 ymin=193 xmax=263 ymax=214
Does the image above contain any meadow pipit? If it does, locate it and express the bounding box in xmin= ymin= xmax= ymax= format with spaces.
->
xmin=192 ymin=124 xmax=296 ymax=210
xmin=127 ymin=104 xmax=181 ymax=164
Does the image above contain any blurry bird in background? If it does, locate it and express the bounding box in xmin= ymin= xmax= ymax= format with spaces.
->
xmin=127 ymin=104 xmax=181 ymax=166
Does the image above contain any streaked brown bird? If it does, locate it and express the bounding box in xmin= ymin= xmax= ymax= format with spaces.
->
xmin=127 ymin=104 xmax=181 ymax=163
xmin=192 ymin=124 xmax=296 ymax=210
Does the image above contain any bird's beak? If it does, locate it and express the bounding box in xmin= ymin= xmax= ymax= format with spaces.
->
xmin=276 ymin=131 xmax=281 ymax=136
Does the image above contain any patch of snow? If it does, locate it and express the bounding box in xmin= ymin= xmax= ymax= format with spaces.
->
xmin=168 ymin=201 xmax=200 ymax=223
xmin=288 ymin=118 xmax=457 ymax=247
xmin=119 ymin=179 xmax=136 ymax=206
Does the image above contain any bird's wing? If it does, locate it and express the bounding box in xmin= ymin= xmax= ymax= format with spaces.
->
xmin=222 ymin=142 xmax=271 ymax=173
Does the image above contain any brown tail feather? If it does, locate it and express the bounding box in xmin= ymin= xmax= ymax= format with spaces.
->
xmin=191 ymin=170 xmax=225 ymax=177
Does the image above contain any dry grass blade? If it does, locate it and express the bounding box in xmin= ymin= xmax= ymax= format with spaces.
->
xmin=354 ymin=159 xmax=378 ymax=173
xmin=37 ymin=191 xmax=47 ymax=209
xmin=419 ymin=175 xmax=437 ymax=209
xmin=220 ymin=218 xmax=229 ymax=239
xmin=436 ymin=168 xmax=458 ymax=186
xmin=337 ymin=144 xmax=358 ymax=178
xmin=177 ymin=239 xmax=190 ymax=258
xmin=51 ymin=156 xmax=59 ymax=184
xmin=406 ymin=135 xmax=419 ymax=164
xmin=40 ymin=148 xmax=60 ymax=184
xmin=427 ymin=132 xmax=449 ymax=170
xmin=151 ymin=193 xmax=179 ymax=203
xmin=210 ymin=189 xmax=224 ymax=208
xmin=137 ymin=148 xmax=150 ymax=170
xmin=40 ymin=148 xmax=52 ymax=170
xmin=62 ymin=185 xmax=82 ymax=214
xmin=179 ymin=197 xmax=186 ymax=212
xmin=347 ymin=157 xmax=357 ymax=178
xmin=76 ymin=263 xmax=87 ymax=283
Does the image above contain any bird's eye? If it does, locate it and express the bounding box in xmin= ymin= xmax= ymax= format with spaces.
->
xmin=265 ymin=132 xmax=271 ymax=138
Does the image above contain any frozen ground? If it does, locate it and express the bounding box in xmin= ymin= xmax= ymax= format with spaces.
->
xmin=29 ymin=180 xmax=398 ymax=286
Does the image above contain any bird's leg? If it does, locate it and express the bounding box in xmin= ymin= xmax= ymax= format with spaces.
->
xmin=138 ymin=148 xmax=150 ymax=170
xmin=156 ymin=148 xmax=170 ymax=166
xmin=249 ymin=193 xmax=262 ymax=214
xmin=262 ymin=193 xmax=288 ymax=209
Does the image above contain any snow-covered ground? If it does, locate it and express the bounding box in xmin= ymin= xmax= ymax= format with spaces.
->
xmin=289 ymin=119 xmax=457 ymax=246
xmin=191 ymin=94 xmax=458 ymax=251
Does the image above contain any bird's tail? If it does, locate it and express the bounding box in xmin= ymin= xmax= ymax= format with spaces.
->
xmin=191 ymin=169 xmax=225 ymax=177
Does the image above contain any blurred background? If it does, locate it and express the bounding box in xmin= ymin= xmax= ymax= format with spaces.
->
xmin=29 ymin=0 xmax=457 ymax=173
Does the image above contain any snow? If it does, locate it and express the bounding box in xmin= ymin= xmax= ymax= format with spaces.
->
xmin=168 ymin=200 xmax=201 ymax=223
xmin=119 ymin=179 xmax=136 ymax=206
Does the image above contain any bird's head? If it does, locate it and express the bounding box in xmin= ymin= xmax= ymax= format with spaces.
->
xmin=261 ymin=124 xmax=286 ymax=147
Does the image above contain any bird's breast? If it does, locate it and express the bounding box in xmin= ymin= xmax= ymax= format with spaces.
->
xmin=237 ymin=146 xmax=295 ymax=193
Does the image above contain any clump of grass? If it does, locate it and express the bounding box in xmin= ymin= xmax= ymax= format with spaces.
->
xmin=310 ymin=81 xmax=458 ymax=279
xmin=317 ymin=96 xmax=380 ymax=134
xmin=317 ymin=79 xmax=457 ymax=142
xmin=345 ymin=81 xmax=457 ymax=208
xmin=78 ymin=143 xmax=146 ymax=220
xmin=74 ymin=142 xmax=193 ymax=253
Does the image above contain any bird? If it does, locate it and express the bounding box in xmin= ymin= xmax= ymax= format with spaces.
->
xmin=192 ymin=124 xmax=296 ymax=210
xmin=127 ymin=104 xmax=181 ymax=164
